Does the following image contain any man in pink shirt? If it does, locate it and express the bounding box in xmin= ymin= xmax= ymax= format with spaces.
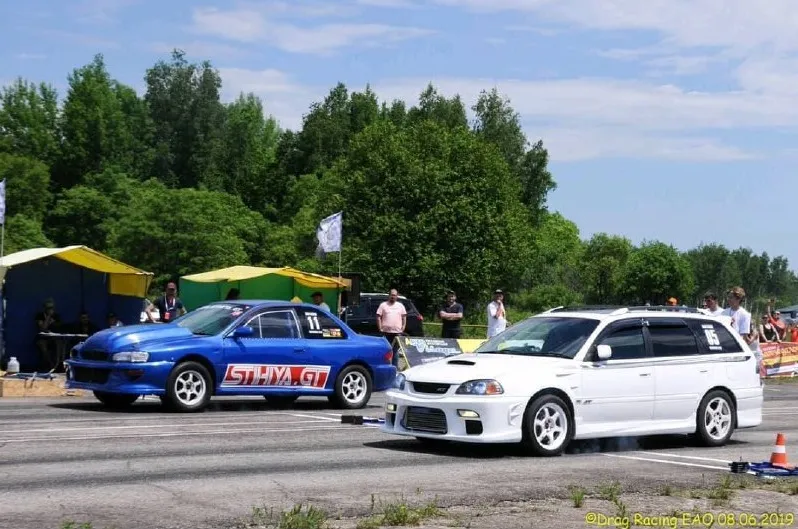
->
xmin=377 ymin=289 xmax=407 ymax=366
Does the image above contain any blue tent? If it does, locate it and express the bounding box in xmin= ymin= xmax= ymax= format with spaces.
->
xmin=0 ymin=246 xmax=153 ymax=371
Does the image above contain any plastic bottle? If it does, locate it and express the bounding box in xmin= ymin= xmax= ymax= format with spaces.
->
xmin=6 ymin=357 xmax=19 ymax=374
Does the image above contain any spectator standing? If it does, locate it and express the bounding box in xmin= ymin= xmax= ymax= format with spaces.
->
xmin=758 ymin=314 xmax=780 ymax=343
xmin=311 ymin=291 xmax=330 ymax=311
xmin=765 ymin=300 xmax=787 ymax=340
xmin=722 ymin=287 xmax=760 ymax=370
xmin=703 ymin=292 xmax=724 ymax=316
xmin=667 ymin=297 xmax=678 ymax=306
xmin=376 ymin=289 xmax=406 ymax=365
xmin=438 ymin=290 xmax=464 ymax=339
xmin=148 ymin=281 xmax=186 ymax=323
xmin=486 ymin=289 xmax=507 ymax=338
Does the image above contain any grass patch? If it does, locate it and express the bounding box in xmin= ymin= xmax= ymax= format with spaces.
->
xmin=355 ymin=496 xmax=443 ymax=528
xmin=62 ymin=523 xmax=95 ymax=529
xmin=240 ymin=504 xmax=328 ymax=529
xmin=567 ymin=485 xmax=586 ymax=507
xmin=659 ymin=484 xmax=673 ymax=496
xmin=596 ymin=481 xmax=622 ymax=502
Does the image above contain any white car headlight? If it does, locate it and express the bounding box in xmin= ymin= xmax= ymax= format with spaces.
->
xmin=455 ymin=379 xmax=504 ymax=395
xmin=393 ymin=373 xmax=406 ymax=390
xmin=111 ymin=351 xmax=150 ymax=363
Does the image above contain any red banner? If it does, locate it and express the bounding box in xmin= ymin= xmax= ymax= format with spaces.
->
xmin=761 ymin=342 xmax=798 ymax=378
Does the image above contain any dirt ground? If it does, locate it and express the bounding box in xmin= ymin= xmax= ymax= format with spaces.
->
xmin=237 ymin=475 xmax=798 ymax=529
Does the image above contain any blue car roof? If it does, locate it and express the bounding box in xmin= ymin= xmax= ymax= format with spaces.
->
xmin=207 ymin=300 xmax=328 ymax=310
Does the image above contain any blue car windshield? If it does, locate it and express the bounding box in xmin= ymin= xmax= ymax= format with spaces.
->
xmin=176 ymin=303 xmax=251 ymax=335
xmin=474 ymin=316 xmax=600 ymax=359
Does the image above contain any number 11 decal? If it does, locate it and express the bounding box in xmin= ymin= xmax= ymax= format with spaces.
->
xmin=306 ymin=312 xmax=321 ymax=332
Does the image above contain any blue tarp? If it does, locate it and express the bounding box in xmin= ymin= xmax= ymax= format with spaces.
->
xmin=3 ymin=257 xmax=144 ymax=371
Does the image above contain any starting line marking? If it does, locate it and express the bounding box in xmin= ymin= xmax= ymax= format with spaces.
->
xmin=602 ymin=452 xmax=729 ymax=471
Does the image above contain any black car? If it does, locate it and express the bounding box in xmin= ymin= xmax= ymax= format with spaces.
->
xmin=343 ymin=293 xmax=425 ymax=337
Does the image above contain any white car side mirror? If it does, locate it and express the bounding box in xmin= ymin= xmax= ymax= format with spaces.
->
xmin=596 ymin=344 xmax=612 ymax=360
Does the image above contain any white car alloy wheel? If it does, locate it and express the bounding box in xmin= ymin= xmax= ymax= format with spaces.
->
xmin=533 ymin=402 xmax=568 ymax=451
xmin=174 ymin=370 xmax=206 ymax=407
xmin=522 ymin=394 xmax=573 ymax=456
xmin=341 ymin=371 xmax=367 ymax=405
xmin=704 ymin=396 xmax=733 ymax=441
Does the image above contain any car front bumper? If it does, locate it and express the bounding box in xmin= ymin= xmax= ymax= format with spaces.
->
xmin=64 ymin=359 xmax=175 ymax=396
xmin=380 ymin=389 xmax=528 ymax=443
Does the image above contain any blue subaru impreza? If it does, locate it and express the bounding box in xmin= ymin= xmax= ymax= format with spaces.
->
xmin=65 ymin=300 xmax=397 ymax=412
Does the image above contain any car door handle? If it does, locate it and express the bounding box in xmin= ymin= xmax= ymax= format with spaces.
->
xmin=700 ymin=369 xmax=708 ymax=373
xmin=639 ymin=373 xmax=651 ymax=377
xmin=294 ymin=348 xmax=306 ymax=353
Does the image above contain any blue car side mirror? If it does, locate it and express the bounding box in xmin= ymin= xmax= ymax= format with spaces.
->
xmin=232 ymin=326 xmax=254 ymax=338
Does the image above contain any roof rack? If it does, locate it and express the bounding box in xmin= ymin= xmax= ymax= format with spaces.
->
xmin=545 ymin=305 xmax=709 ymax=315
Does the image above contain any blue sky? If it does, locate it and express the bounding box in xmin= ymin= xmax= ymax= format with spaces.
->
xmin=2 ymin=0 xmax=798 ymax=270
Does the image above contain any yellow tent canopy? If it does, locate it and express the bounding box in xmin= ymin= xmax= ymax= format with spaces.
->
xmin=180 ymin=265 xmax=348 ymax=310
xmin=0 ymin=245 xmax=153 ymax=297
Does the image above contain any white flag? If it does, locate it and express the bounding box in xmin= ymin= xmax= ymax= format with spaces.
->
xmin=316 ymin=211 xmax=342 ymax=254
xmin=0 ymin=179 xmax=6 ymax=225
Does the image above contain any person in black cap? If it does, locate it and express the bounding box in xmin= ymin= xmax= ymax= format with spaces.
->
xmin=438 ymin=290 xmax=464 ymax=339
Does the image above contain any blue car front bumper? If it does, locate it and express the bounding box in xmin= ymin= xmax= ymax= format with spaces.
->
xmin=64 ymin=359 xmax=175 ymax=396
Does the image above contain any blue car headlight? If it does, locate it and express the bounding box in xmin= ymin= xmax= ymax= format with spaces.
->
xmin=455 ymin=379 xmax=504 ymax=395
xmin=111 ymin=351 xmax=150 ymax=363
xmin=393 ymin=373 xmax=406 ymax=390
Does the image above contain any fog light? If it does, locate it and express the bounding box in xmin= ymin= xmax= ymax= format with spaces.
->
xmin=457 ymin=409 xmax=479 ymax=418
xmin=386 ymin=403 xmax=397 ymax=412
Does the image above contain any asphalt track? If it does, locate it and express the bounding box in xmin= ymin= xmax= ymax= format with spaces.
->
xmin=0 ymin=384 xmax=795 ymax=529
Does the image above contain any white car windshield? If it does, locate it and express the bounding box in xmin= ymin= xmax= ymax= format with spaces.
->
xmin=175 ymin=303 xmax=252 ymax=335
xmin=475 ymin=316 xmax=600 ymax=359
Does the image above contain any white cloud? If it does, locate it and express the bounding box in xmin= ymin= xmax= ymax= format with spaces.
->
xmin=14 ymin=53 xmax=47 ymax=60
xmin=218 ymin=68 xmax=318 ymax=130
xmin=355 ymin=0 xmax=420 ymax=7
xmin=190 ymin=6 xmax=434 ymax=54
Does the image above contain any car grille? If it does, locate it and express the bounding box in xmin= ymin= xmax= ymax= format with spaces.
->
xmin=81 ymin=350 xmax=109 ymax=361
xmin=402 ymin=406 xmax=447 ymax=434
xmin=71 ymin=367 xmax=110 ymax=384
xmin=411 ymin=382 xmax=451 ymax=394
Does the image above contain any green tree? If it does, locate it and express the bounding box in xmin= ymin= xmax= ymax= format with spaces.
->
xmin=56 ymin=54 xmax=141 ymax=189
xmin=314 ymin=118 xmax=533 ymax=310
xmin=3 ymin=214 xmax=53 ymax=255
xmin=0 ymin=78 xmax=60 ymax=167
xmin=622 ymin=241 xmax=695 ymax=304
xmin=144 ymin=50 xmax=226 ymax=188
xmin=107 ymin=181 xmax=270 ymax=284
xmin=582 ymin=233 xmax=634 ymax=304
xmin=0 ymin=153 xmax=51 ymax=222
xmin=525 ymin=212 xmax=584 ymax=292
xmin=209 ymin=93 xmax=280 ymax=216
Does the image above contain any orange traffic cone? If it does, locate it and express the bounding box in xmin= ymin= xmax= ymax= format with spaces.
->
xmin=770 ymin=433 xmax=791 ymax=468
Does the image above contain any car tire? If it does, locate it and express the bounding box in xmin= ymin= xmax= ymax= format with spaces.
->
xmin=163 ymin=361 xmax=212 ymax=413
xmin=520 ymin=394 xmax=574 ymax=457
xmin=264 ymin=395 xmax=299 ymax=408
xmin=328 ymin=365 xmax=372 ymax=409
xmin=694 ymin=389 xmax=736 ymax=447
xmin=94 ymin=391 xmax=139 ymax=409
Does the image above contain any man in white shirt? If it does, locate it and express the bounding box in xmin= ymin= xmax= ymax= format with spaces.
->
xmin=486 ymin=289 xmax=507 ymax=338
xmin=703 ymin=291 xmax=725 ymax=316
xmin=722 ymin=286 xmax=761 ymax=373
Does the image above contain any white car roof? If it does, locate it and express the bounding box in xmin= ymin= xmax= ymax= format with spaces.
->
xmin=536 ymin=305 xmax=718 ymax=321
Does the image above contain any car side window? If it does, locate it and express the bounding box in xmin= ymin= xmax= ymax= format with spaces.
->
xmin=648 ymin=323 xmax=699 ymax=357
xmin=247 ymin=311 xmax=300 ymax=339
xmin=298 ymin=308 xmax=347 ymax=339
xmin=597 ymin=326 xmax=647 ymax=360
xmin=688 ymin=320 xmax=744 ymax=354
xmin=245 ymin=314 xmax=265 ymax=338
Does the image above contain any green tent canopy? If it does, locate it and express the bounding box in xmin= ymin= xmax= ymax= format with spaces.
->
xmin=179 ymin=265 xmax=348 ymax=311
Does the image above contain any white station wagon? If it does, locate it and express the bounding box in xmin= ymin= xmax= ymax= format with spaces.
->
xmin=381 ymin=305 xmax=763 ymax=456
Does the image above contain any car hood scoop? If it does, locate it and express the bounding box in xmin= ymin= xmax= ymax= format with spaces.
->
xmin=446 ymin=359 xmax=476 ymax=366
